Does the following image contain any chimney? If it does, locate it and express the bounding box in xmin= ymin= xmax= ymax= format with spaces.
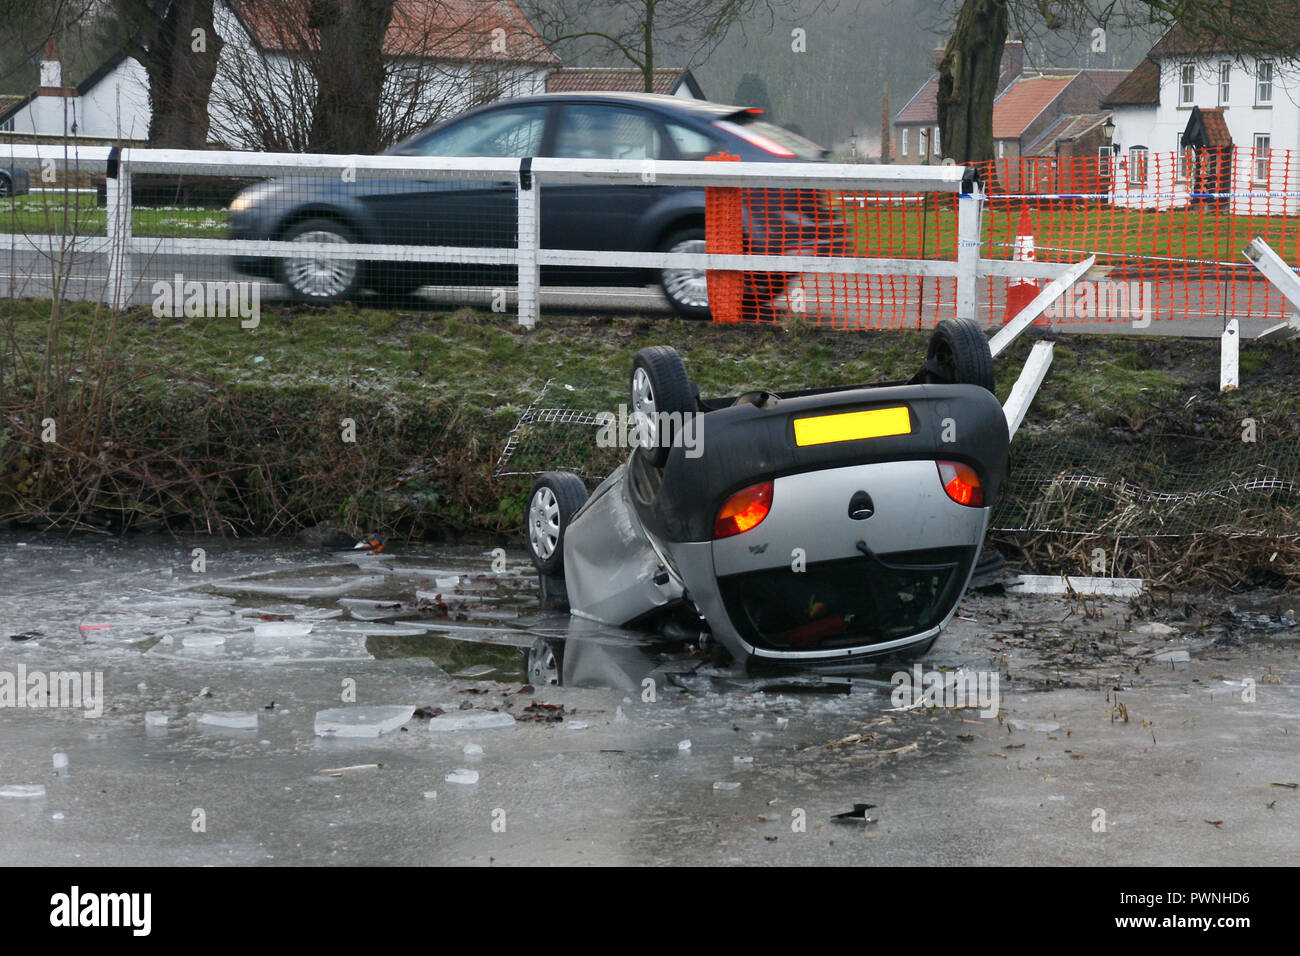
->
xmin=998 ymin=39 xmax=1025 ymax=91
xmin=39 ymin=38 xmax=70 ymax=94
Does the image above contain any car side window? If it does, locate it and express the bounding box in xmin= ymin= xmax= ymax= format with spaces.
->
xmin=555 ymin=104 xmax=663 ymax=160
xmin=406 ymin=106 xmax=546 ymax=157
xmin=664 ymin=122 xmax=720 ymax=159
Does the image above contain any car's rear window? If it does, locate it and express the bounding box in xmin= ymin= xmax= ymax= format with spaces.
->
xmin=717 ymin=547 xmax=974 ymax=651
xmin=733 ymin=117 xmax=827 ymax=160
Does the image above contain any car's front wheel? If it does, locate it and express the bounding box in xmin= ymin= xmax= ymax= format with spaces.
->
xmin=279 ymin=217 xmax=362 ymax=304
xmin=658 ymin=227 xmax=711 ymax=321
xmin=524 ymin=472 xmax=589 ymax=576
xmin=630 ymin=346 xmax=696 ymax=468
xmin=924 ymin=318 xmax=996 ymax=393
xmin=0 ymin=174 xmax=12 ymax=199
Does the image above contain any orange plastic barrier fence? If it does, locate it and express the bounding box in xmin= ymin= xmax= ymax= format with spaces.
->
xmin=707 ymin=147 xmax=1300 ymax=328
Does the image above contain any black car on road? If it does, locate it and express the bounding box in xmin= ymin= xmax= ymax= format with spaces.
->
xmin=228 ymin=92 xmax=845 ymax=319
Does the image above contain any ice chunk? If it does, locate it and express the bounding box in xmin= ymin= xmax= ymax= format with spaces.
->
xmin=0 ymin=784 xmax=46 ymax=799
xmin=677 ymin=739 xmax=692 ymax=751
xmin=314 ymin=705 xmax=415 ymax=738
xmin=183 ymin=633 xmax=226 ymax=648
xmin=614 ymin=706 xmax=628 ymax=723
xmin=733 ymin=756 xmax=754 ymax=765
xmin=1154 ymin=649 xmax=1191 ymax=663
xmin=145 ymin=711 xmax=170 ymax=727
xmin=254 ymin=621 xmax=313 ymax=639
xmin=423 ymin=790 xmax=438 ymax=800
xmin=427 ymin=711 xmax=515 ymax=733
xmin=452 ymin=664 xmax=495 ymax=678
xmin=197 ymin=711 xmax=259 ymax=730
xmin=463 ymin=743 xmax=483 ymax=756
xmin=713 ymin=781 xmax=741 ymax=791
xmin=1007 ymin=719 xmax=1060 ymax=733
xmin=567 ymin=721 xmax=589 ymax=731
xmin=52 ymin=752 xmax=68 ymax=772
xmin=436 ymin=575 xmax=460 ymax=589
xmin=445 ymin=768 xmax=479 ymax=785
xmin=775 ymin=717 xmax=789 ymax=729
xmin=1136 ymin=622 xmax=1178 ymax=637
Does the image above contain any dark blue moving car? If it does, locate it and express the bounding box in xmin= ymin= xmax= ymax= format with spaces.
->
xmin=228 ymin=92 xmax=845 ymax=319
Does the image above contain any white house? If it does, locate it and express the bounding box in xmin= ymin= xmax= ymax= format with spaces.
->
xmin=1103 ymin=26 xmax=1299 ymax=214
xmin=0 ymin=0 xmax=559 ymax=148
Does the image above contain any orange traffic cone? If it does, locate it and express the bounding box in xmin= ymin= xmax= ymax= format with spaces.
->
xmin=1004 ymin=206 xmax=1048 ymax=326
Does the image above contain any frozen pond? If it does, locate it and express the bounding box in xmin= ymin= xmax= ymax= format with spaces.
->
xmin=0 ymin=531 xmax=1297 ymax=865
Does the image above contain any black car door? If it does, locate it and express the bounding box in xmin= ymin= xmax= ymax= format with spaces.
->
xmin=541 ymin=102 xmax=674 ymax=285
xmin=366 ymin=103 xmax=550 ymax=287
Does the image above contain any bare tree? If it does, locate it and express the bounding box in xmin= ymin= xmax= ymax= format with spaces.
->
xmin=212 ymin=0 xmax=546 ymax=152
xmin=523 ymin=0 xmax=823 ymax=93
xmin=112 ymin=0 xmax=225 ymax=148
xmin=938 ymin=0 xmax=1300 ymax=164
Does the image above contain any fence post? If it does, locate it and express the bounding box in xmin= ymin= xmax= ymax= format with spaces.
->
xmin=517 ymin=157 xmax=539 ymax=329
xmin=956 ymin=178 xmax=982 ymax=321
xmin=104 ymin=146 xmax=132 ymax=310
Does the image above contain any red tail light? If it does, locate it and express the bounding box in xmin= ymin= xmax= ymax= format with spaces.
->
xmin=938 ymin=461 xmax=983 ymax=507
xmin=714 ymin=481 xmax=773 ymax=538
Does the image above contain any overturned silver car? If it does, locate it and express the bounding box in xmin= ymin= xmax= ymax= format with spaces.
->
xmin=524 ymin=322 xmax=1018 ymax=668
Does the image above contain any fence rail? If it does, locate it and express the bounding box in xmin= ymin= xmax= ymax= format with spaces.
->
xmin=2 ymin=143 xmax=1297 ymax=328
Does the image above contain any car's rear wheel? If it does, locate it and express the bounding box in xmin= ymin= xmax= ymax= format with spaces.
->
xmin=280 ymin=217 xmax=362 ymax=304
xmin=658 ymin=228 xmax=711 ymax=321
xmin=0 ymin=174 xmax=12 ymax=199
xmin=630 ymin=346 xmax=696 ymax=468
xmin=525 ymin=472 xmax=588 ymax=576
xmin=925 ymin=318 xmax=995 ymax=393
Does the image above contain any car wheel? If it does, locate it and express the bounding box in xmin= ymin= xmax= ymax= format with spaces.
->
xmin=524 ymin=471 xmax=588 ymax=576
xmin=630 ymin=346 xmax=696 ymax=468
xmin=526 ymin=637 xmax=564 ymax=686
xmin=279 ymin=217 xmax=362 ymax=304
xmin=925 ymin=318 xmax=995 ymax=393
xmin=0 ymin=174 xmax=11 ymax=199
xmin=658 ymin=228 xmax=711 ymax=321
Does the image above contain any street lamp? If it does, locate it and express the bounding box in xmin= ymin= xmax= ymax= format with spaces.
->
xmin=1102 ymin=115 xmax=1118 ymax=155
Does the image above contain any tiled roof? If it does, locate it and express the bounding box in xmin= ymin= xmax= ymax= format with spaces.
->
xmin=546 ymin=68 xmax=695 ymax=95
xmin=230 ymin=0 xmax=558 ymax=64
xmin=1101 ymin=59 xmax=1159 ymax=107
xmin=894 ymin=75 xmax=940 ymax=124
xmin=992 ymin=74 xmax=1075 ymax=139
xmin=1023 ymin=111 xmax=1109 ymax=156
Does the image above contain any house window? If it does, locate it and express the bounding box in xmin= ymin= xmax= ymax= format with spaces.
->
xmin=1128 ymin=146 xmax=1148 ymax=186
xmin=1254 ymin=133 xmax=1271 ymax=182
xmin=901 ymin=128 xmax=908 ymax=157
xmin=933 ymin=126 xmax=940 ymax=157
xmin=1098 ymin=146 xmax=1112 ymax=177
xmin=1177 ymin=146 xmax=1196 ymax=182
xmin=998 ymin=140 xmax=1005 ymax=159
xmin=918 ymin=127 xmax=928 ymax=158
xmin=1180 ymin=64 xmax=1196 ymax=105
xmin=1257 ymin=61 xmax=1273 ymax=104
xmin=1219 ymin=61 xmax=1231 ymax=105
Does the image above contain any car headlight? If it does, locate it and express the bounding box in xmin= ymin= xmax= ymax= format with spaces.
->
xmin=229 ymin=192 xmax=256 ymax=212
xmin=229 ymin=182 xmax=278 ymax=213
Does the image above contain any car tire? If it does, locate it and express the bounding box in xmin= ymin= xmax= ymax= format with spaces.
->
xmin=630 ymin=346 xmax=696 ymax=468
xmin=524 ymin=472 xmax=588 ymax=576
xmin=279 ymin=217 xmax=363 ymax=305
xmin=658 ymin=227 xmax=711 ymax=321
xmin=526 ymin=637 xmax=564 ymax=686
xmin=0 ymin=174 xmax=11 ymax=199
xmin=925 ymin=318 xmax=995 ymax=393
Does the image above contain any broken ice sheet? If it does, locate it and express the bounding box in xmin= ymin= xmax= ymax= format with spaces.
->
xmin=427 ymin=711 xmax=516 ymax=733
xmin=0 ymin=784 xmax=47 ymax=799
xmin=197 ymin=712 xmax=259 ymax=731
xmin=253 ymin=621 xmax=313 ymax=639
xmin=314 ymin=705 xmax=415 ymax=738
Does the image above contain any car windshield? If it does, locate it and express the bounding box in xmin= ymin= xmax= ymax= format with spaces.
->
xmin=717 ymin=547 xmax=974 ymax=651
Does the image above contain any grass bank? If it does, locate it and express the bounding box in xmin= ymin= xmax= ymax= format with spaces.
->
xmin=2 ymin=298 xmax=1298 ymax=588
